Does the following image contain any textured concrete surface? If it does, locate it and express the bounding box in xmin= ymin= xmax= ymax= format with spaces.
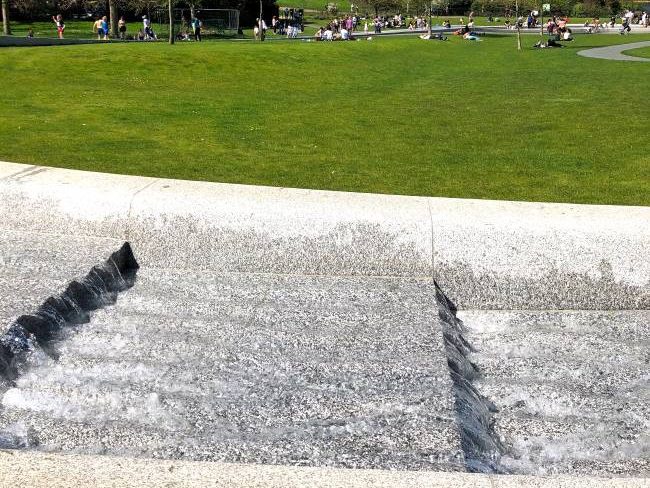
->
xmin=461 ymin=310 xmax=650 ymax=477
xmin=577 ymin=41 xmax=650 ymax=62
xmin=1 ymin=162 xmax=648 ymax=309
xmin=0 ymin=450 xmax=648 ymax=488
xmin=429 ymin=199 xmax=650 ymax=310
xmin=0 ymin=161 xmax=649 ymax=485
xmin=0 ymin=230 xmax=125 ymax=326
xmin=0 ymin=269 xmax=465 ymax=470
xmin=0 ymin=36 xmax=104 ymax=47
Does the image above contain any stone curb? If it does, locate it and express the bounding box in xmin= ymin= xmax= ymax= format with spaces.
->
xmin=1 ymin=450 xmax=649 ymax=487
xmin=1 ymin=161 xmax=648 ymax=310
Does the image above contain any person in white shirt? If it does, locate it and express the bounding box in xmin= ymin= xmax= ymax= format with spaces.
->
xmin=323 ymin=27 xmax=333 ymax=40
xmin=142 ymin=15 xmax=155 ymax=40
xmin=340 ymin=27 xmax=349 ymax=39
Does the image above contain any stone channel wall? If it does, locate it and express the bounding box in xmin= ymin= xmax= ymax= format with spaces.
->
xmin=0 ymin=161 xmax=648 ymax=487
xmin=1 ymin=161 xmax=648 ymax=311
xmin=0 ymin=36 xmax=105 ymax=47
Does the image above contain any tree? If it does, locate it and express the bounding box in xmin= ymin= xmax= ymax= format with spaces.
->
xmin=109 ymin=0 xmax=118 ymax=37
xmin=2 ymin=0 xmax=10 ymax=35
xmin=359 ymin=0 xmax=402 ymax=16
xmin=188 ymin=1 xmax=203 ymax=19
xmin=168 ymin=0 xmax=174 ymax=43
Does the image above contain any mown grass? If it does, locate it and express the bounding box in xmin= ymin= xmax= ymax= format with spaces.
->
xmin=7 ymin=19 xmax=99 ymax=39
xmin=1 ymin=34 xmax=649 ymax=205
xmin=623 ymin=46 xmax=650 ymax=58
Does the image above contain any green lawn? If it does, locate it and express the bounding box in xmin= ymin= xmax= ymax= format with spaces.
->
xmin=1 ymin=34 xmax=649 ymax=205
xmin=8 ymin=19 xmax=99 ymax=39
xmin=622 ymin=46 xmax=650 ymax=58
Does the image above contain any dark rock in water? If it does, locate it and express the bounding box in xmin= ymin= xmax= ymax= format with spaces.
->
xmin=0 ymin=423 xmax=38 ymax=449
xmin=0 ymin=242 xmax=138 ymax=381
xmin=435 ymin=282 xmax=505 ymax=473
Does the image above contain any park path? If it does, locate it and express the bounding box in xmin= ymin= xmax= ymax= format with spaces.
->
xmin=577 ymin=40 xmax=650 ymax=61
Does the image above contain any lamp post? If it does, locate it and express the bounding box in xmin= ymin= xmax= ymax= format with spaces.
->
xmin=1 ymin=0 xmax=10 ymax=36
xmin=428 ymin=0 xmax=433 ymax=37
xmin=257 ymin=0 xmax=264 ymax=42
xmin=516 ymin=0 xmax=521 ymax=50
xmin=168 ymin=0 xmax=175 ymax=44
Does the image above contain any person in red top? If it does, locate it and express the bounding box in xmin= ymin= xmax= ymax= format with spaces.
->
xmin=52 ymin=14 xmax=65 ymax=39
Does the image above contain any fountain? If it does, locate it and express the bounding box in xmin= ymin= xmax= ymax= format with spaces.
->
xmin=0 ymin=161 xmax=648 ymax=485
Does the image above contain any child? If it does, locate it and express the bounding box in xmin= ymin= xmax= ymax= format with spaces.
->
xmin=52 ymin=14 xmax=65 ymax=39
xmin=101 ymin=16 xmax=109 ymax=40
xmin=93 ymin=18 xmax=103 ymax=39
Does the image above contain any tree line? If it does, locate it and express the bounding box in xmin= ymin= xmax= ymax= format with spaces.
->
xmin=2 ymin=0 xmax=276 ymax=41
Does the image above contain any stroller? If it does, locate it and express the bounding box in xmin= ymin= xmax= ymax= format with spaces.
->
xmin=145 ymin=26 xmax=157 ymax=40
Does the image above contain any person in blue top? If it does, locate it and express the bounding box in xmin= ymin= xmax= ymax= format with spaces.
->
xmin=101 ymin=16 xmax=109 ymax=40
xmin=192 ymin=16 xmax=202 ymax=41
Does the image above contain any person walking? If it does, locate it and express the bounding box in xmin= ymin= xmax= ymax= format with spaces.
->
xmin=93 ymin=17 xmax=103 ymax=39
xmin=118 ymin=16 xmax=127 ymax=39
xmin=52 ymin=14 xmax=65 ymax=39
xmin=101 ymin=15 xmax=109 ymax=40
xmin=143 ymin=15 xmax=154 ymax=40
xmin=192 ymin=16 xmax=202 ymax=41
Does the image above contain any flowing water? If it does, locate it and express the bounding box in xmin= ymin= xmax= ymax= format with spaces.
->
xmin=0 ymin=244 xmax=648 ymax=477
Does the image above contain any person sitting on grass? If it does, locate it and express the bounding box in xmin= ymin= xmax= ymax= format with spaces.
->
xmin=27 ymin=28 xmax=34 ymax=38
xmin=454 ymin=24 xmax=470 ymax=35
xmin=323 ymin=26 xmax=334 ymax=40
xmin=52 ymin=14 xmax=65 ymax=39
xmin=546 ymin=18 xmax=556 ymax=34
xmin=443 ymin=19 xmax=451 ymax=28
xmin=534 ymin=38 xmax=562 ymax=48
xmin=593 ymin=17 xmax=601 ymax=32
xmin=314 ymin=27 xmax=323 ymax=40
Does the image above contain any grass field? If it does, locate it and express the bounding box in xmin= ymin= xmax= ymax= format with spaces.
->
xmin=8 ymin=19 xmax=98 ymax=39
xmin=1 ymin=33 xmax=649 ymax=205
xmin=623 ymin=46 xmax=650 ymax=57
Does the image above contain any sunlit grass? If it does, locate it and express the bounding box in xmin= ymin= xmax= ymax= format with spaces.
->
xmin=1 ymin=33 xmax=649 ymax=205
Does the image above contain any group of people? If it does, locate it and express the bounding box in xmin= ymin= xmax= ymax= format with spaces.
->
xmin=176 ymin=17 xmax=204 ymax=41
xmin=314 ymin=23 xmax=354 ymax=40
xmin=43 ymin=13 xmax=208 ymax=42
xmin=36 ymin=8 xmax=650 ymax=43
xmin=88 ymin=15 xmax=153 ymax=41
xmin=407 ymin=17 xmax=430 ymax=30
xmin=545 ymin=16 xmax=573 ymax=39
xmin=621 ymin=9 xmax=649 ymax=27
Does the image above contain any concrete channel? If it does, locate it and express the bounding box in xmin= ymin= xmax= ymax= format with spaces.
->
xmin=0 ymin=161 xmax=648 ymax=486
